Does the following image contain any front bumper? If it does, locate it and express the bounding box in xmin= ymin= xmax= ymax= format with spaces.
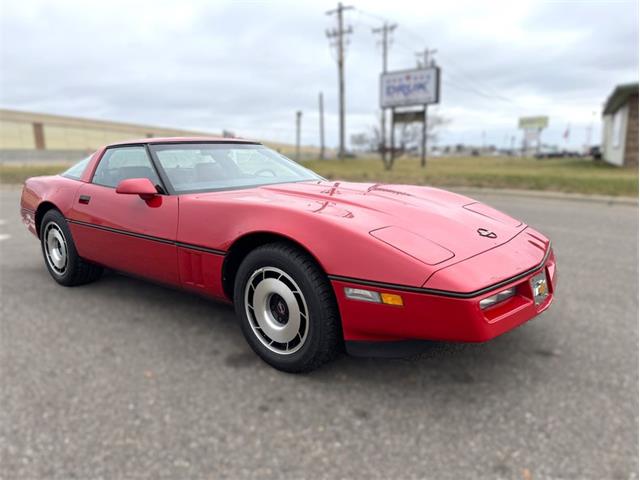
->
xmin=332 ymin=248 xmax=557 ymax=345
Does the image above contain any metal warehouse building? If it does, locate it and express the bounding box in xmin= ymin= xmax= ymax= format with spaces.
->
xmin=601 ymin=83 xmax=638 ymax=168
xmin=0 ymin=109 xmax=309 ymax=162
xmin=0 ymin=108 xmax=215 ymax=162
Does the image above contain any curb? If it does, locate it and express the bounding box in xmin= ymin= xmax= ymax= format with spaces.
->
xmin=449 ymin=186 xmax=638 ymax=206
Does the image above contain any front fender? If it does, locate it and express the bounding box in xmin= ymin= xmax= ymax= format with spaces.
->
xmin=177 ymin=195 xmax=433 ymax=288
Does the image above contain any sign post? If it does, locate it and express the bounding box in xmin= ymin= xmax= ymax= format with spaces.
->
xmin=381 ymin=67 xmax=440 ymax=168
xmin=390 ymin=107 xmax=396 ymax=167
xmin=422 ymin=107 xmax=428 ymax=167
xmin=518 ymin=116 xmax=549 ymax=156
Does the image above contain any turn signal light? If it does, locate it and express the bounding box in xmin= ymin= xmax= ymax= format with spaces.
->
xmin=344 ymin=287 xmax=403 ymax=307
xmin=380 ymin=293 xmax=404 ymax=306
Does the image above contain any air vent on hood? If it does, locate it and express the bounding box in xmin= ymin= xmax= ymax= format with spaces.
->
xmin=370 ymin=226 xmax=455 ymax=266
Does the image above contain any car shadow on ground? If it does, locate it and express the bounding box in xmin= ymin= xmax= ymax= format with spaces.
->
xmin=70 ymin=269 xmax=556 ymax=396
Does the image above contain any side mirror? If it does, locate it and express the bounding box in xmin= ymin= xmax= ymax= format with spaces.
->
xmin=115 ymin=178 xmax=158 ymax=200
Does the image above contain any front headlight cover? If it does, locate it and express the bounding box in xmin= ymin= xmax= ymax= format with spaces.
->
xmin=479 ymin=287 xmax=516 ymax=309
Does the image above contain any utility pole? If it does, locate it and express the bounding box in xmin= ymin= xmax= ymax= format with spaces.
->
xmin=416 ymin=48 xmax=437 ymax=68
xmin=416 ymin=47 xmax=437 ymax=167
xmin=318 ymin=92 xmax=325 ymax=160
xmin=326 ymin=2 xmax=353 ymax=161
xmin=585 ymin=110 xmax=596 ymax=152
xmin=295 ymin=110 xmax=302 ymax=162
xmin=372 ymin=22 xmax=396 ymax=164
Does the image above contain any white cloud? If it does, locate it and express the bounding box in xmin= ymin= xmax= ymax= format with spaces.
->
xmin=0 ymin=0 xmax=637 ymax=149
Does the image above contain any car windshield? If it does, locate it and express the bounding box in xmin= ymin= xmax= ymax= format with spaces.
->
xmin=150 ymin=143 xmax=322 ymax=193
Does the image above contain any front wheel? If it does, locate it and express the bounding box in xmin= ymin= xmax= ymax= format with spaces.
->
xmin=233 ymin=243 xmax=341 ymax=373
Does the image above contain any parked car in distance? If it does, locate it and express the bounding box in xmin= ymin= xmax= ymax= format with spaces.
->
xmin=535 ymin=148 xmax=582 ymax=159
xmin=589 ymin=145 xmax=603 ymax=160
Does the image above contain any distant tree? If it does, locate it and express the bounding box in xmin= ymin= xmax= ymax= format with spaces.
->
xmin=372 ymin=113 xmax=450 ymax=170
xmin=350 ymin=133 xmax=372 ymax=153
xmin=397 ymin=123 xmax=421 ymax=152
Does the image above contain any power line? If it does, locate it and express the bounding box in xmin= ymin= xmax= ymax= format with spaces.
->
xmin=345 ymin=5 xmax=599 ymax=147
xmin=441 ymin=62 xmax=515 ymax=103
xmin=326 ymin=2 xmax=354 ymax=160
xmin=354 ymin=7 xmax=386 ymax=24
xmin=394 ymin=38 xmax=514 ymax=103
xmin=440 ymin=55 xmax=514 ymax=98
xmin=351 ymin=11 xmax=380 ymax=31
xmin=355 ymin=6 xmax=523 ymax=106
xmin=442 ymin=72 xmax=515 ymax=103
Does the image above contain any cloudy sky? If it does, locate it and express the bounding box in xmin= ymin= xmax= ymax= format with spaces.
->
xmin=1 ymin=0 xmax=638 ymax=149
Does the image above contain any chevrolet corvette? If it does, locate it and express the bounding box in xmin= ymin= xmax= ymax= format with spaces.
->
xmin=20 ymin=137 xmax=557 ymax=372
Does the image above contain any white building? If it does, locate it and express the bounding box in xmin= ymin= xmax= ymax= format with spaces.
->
xmin=601 ymin=83 xmax=638 ymax=167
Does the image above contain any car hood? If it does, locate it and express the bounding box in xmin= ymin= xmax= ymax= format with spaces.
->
xmin=255 ymin=180 xmax=527 ymax=266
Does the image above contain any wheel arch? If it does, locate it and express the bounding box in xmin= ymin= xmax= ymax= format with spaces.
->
xmin=222 ymin=231 xmax=328 ymax=300
xmin=35 ymin=201 xmax=61 ymax=238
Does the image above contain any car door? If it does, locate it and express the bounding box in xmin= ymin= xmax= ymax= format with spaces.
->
xmin=67 ymin=145 xmax=180 ymax=286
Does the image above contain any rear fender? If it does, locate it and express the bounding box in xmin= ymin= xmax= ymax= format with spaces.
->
xmin=21 ymin=175 xmax=84 ymax=236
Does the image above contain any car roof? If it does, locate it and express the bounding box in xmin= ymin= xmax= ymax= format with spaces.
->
xmin=105 ymin=136 xmax=261 ymax=147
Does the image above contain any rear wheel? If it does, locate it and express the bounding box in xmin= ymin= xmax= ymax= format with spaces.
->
xmin=40 ymin=209 xmax=103 ymax=286
xmin=233 ymin=243 xmax=341 ymax=373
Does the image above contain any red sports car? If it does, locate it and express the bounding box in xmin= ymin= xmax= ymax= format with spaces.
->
xmin=20 ymin=137 xmax=557 ymax=372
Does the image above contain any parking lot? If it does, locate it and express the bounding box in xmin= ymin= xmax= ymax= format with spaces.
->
xmin=0 ymin=186 xmax=637 ymax=479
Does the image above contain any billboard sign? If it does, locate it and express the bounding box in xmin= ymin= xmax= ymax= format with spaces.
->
xmin=393 ymin=109 xmax=425 ymax=123
xmin=524 ymin=128 xmax=540 ymax=142
xmin=518 ymin=116 xmax=549 ymax=130
xmin=381 ymin=67 xmax=440 ymax=108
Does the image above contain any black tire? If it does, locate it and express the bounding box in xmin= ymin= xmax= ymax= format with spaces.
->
xmin=233 ymin=243 xmax=341 ymax=373
xmin=40 ymin=209 xmax=103 ymax=286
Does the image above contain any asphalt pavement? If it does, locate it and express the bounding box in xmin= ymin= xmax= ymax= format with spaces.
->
xmin=0 ymin=186 xmax=638 ymax=480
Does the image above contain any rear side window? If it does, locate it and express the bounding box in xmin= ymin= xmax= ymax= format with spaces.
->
xmin=92 ymin=146 xmax=161 ymax=188
xmin=61 ymin=155 xmax=92 ymax=180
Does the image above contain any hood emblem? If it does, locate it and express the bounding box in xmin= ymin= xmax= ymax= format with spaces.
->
xmin=477 ymin=228 xmax=497 ymax=239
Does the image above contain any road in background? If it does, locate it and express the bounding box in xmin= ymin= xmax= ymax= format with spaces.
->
xmin=1 ymin=186 xmax=637 ymax=479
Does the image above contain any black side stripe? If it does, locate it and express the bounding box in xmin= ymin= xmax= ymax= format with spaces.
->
xmin=67 ymin=217 xmax=551 ymax=298
xmin=175 ymin=242 xmax=225 ymax=255
xmin=66 ymin=218 xmax=227 ymax=256
xmin=328 ymin=246 xmax=551 ymax=299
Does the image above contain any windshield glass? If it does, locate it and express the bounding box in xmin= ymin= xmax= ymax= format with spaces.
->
xmin=150 ymin=143 xmax=322 ymax=193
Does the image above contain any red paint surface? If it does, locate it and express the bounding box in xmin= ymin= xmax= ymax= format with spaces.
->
xmin=334 ymin=249 xmax=556 ymax=341
xmin=71 ymin=182 xmax=180 ymax=285
xmin=20 ymin=139 xmax=557 ymax=343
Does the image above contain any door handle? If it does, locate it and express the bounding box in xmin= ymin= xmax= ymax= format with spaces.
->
xmin=79 ymin=195 xmax=91 ymax=205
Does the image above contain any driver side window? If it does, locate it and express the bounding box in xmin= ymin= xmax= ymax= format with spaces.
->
xmin=92 ymin=146 xmax=160 ymax=188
